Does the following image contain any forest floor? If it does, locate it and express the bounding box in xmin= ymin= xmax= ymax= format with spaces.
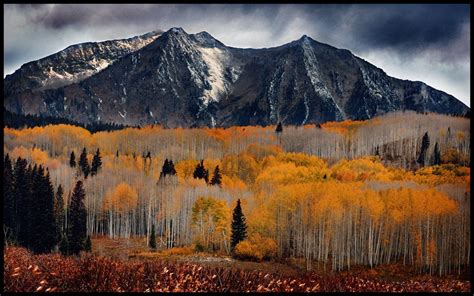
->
xmin=91 ymin=236 xmax=470 ymax=283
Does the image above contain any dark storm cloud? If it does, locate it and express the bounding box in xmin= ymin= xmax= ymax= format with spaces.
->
xmin=4 ymin=4 xmax=470 ymax=106
xmin=9 ymin=4 xmax=468 ymax=50
xmin=347 ymin=5 xmax=468 ymax=52
xmin=24 ymin=4 xmax=468 ymax=59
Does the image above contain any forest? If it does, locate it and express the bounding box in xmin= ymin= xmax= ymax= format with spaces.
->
xmin=3 ymin=111 xmax=471 ymax=292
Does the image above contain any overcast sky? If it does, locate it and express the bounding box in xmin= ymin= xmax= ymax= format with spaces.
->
xmin=4 ymin=4 xmax=470 ymax=106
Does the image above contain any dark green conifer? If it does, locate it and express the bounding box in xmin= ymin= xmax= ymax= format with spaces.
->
xmin=231 ymin=199 xmax=248 ymax=251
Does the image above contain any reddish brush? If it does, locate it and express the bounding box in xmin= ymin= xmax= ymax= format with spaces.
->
xmin=3 ymin=247 xmax=470 ymax=292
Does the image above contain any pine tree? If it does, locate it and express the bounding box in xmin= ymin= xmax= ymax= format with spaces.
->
xmin=275 ymin=122 xmax=283 ymax=145
xmin=3 ymin=154 xmax=15 ymax=242
xmin=161 ymin=159 xmax=170 ymax=177
xmin=15 ymin=158 xmax=32 ymax=248
xmin=90 ymin=148 xmax=102 ymax=176
xmin=210 ymin=165 xmax=222 ymax=186
xmin=231 ymin=199 xmax=247 ymax=251
xmin=79 ymin=148 xmax=90 ymax=178
xmin=193 ymin=160 xmax=204 ymax=179
xmin=159 ymin=158 xmax=177 ymax=179
xmin=149 ymin=224 xmax=157 ymax=250
xmin=54 ymin=185 xmax=65 ymax=240
xmin=275 ymin=122 xmax=283 ymax=133
xmin=30 ymin=167 xmax=58 ymax=254
xmin=69 ymin=151 xmax=76 ymax=168
xmin=193 ymin=160 xmax=208 ymax=183
xmin=433 ymin=142 xmax=441 ymax=165
xmin=68 ymin=180 xmax=88 ymax=255
xmin=417 ymin=132 xmax=430 ymax=166
xmin=84 ymin=235 xmax=92 ymax=253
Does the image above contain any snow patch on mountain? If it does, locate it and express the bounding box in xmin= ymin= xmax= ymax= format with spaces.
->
xmin=9 ymin=30 xmax=162 ymax=93
xmin=90 ymin=57 xmax=111 ymax=72
xmin=198 ymin=47 xmax=230 ymax=105
xmin=266 ymin=69 xmax=283 ymax=122
xmin=302 ymin=93 xmax=310 ymax=125
xmin=301 ymin=37 xmax=344 ymax=117
xmin=356 ymin=59 xmax=392 ymax=100
xmin=118 ymin=110 xmax=127 ymax=118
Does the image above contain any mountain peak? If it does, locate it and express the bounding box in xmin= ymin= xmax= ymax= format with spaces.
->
xmin=168 ymin=27 xmax=187 ymax=34
xmin=284 ymin=34 xmax=313 ymax=48
xmin=192 ymin=31 xmax=224 ymax=47
xmin=298 ymin=34 xmax=314 ymax=44
xmin=140 ymin=29 xmax=164 ymax=38
xmin=195 ymin=31 xmax=212 ymax=38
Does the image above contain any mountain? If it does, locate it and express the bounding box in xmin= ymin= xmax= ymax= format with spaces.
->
xmin=4 ymin=30 xmax=162 ymax=97
xmin=4 ymin=27 xmax=469 ymax=128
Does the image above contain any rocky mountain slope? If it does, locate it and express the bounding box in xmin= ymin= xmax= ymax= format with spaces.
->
xmin=4 ymin=27 xmax=469 ymax=127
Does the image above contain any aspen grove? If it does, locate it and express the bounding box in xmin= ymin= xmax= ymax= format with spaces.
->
xmin=3 ymin=111 xmax=470 ymax=276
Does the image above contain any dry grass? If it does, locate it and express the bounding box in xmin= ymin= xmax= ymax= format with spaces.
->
xmin=4 ymin=247 xmax=470 ymax=293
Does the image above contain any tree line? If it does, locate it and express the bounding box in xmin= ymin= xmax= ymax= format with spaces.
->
xmin=4 ymin=107 xmax=129 ymax=133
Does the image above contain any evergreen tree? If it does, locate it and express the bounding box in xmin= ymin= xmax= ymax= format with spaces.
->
xmin=69 ymin=151 xmax=76 ymax=168
xmin=275 ymin=122 xmax=283 ymax=133
xmin=79 ymin=148 xmax=90 ymax=178
xmin=149 ymin=224 xmax=157 ymax=250
xmin=15 ymin=158 xmax=32 ymax=248
xmin=161 ymin=159 xmax=170 ymax=177
xmin=433 ymin=142 xmax=441 ymax=165
xmin=8 ymin=158 xmax=66 ymax=253
xmin=54 ymin=185 xmax=65 ymax=241
xmin=68 ymin=180 xmax=88 ymax=255
xmin=30 ymin=167 xmax=58 ymax=254
xmin=210 ymin=165 xmax=222 ymax=186
xmin=417 ymin=132 xmax=430 ymax=166
xmin=84 ymin=235 xmax=92 ymax=253
xmin=159 ymin=158 xmax=177 ymax=179
xmin=3 ymin=154 xmax=15 ymax=242
xmin=90 ymin=148 xmax=102 ymax=176
xmin=275 ymin=122 xmax=283 ymax=145
xmin=193 ymin=160 xmax=207 ymax=181
xmin=45 ymin=170 xmax=60 ymax=250
xmin=231 ymin=199 xmax=248 ymax=251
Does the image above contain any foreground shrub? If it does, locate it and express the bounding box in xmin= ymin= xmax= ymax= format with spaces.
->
xmin=233 ymin=234 xmax=277 ymax=261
